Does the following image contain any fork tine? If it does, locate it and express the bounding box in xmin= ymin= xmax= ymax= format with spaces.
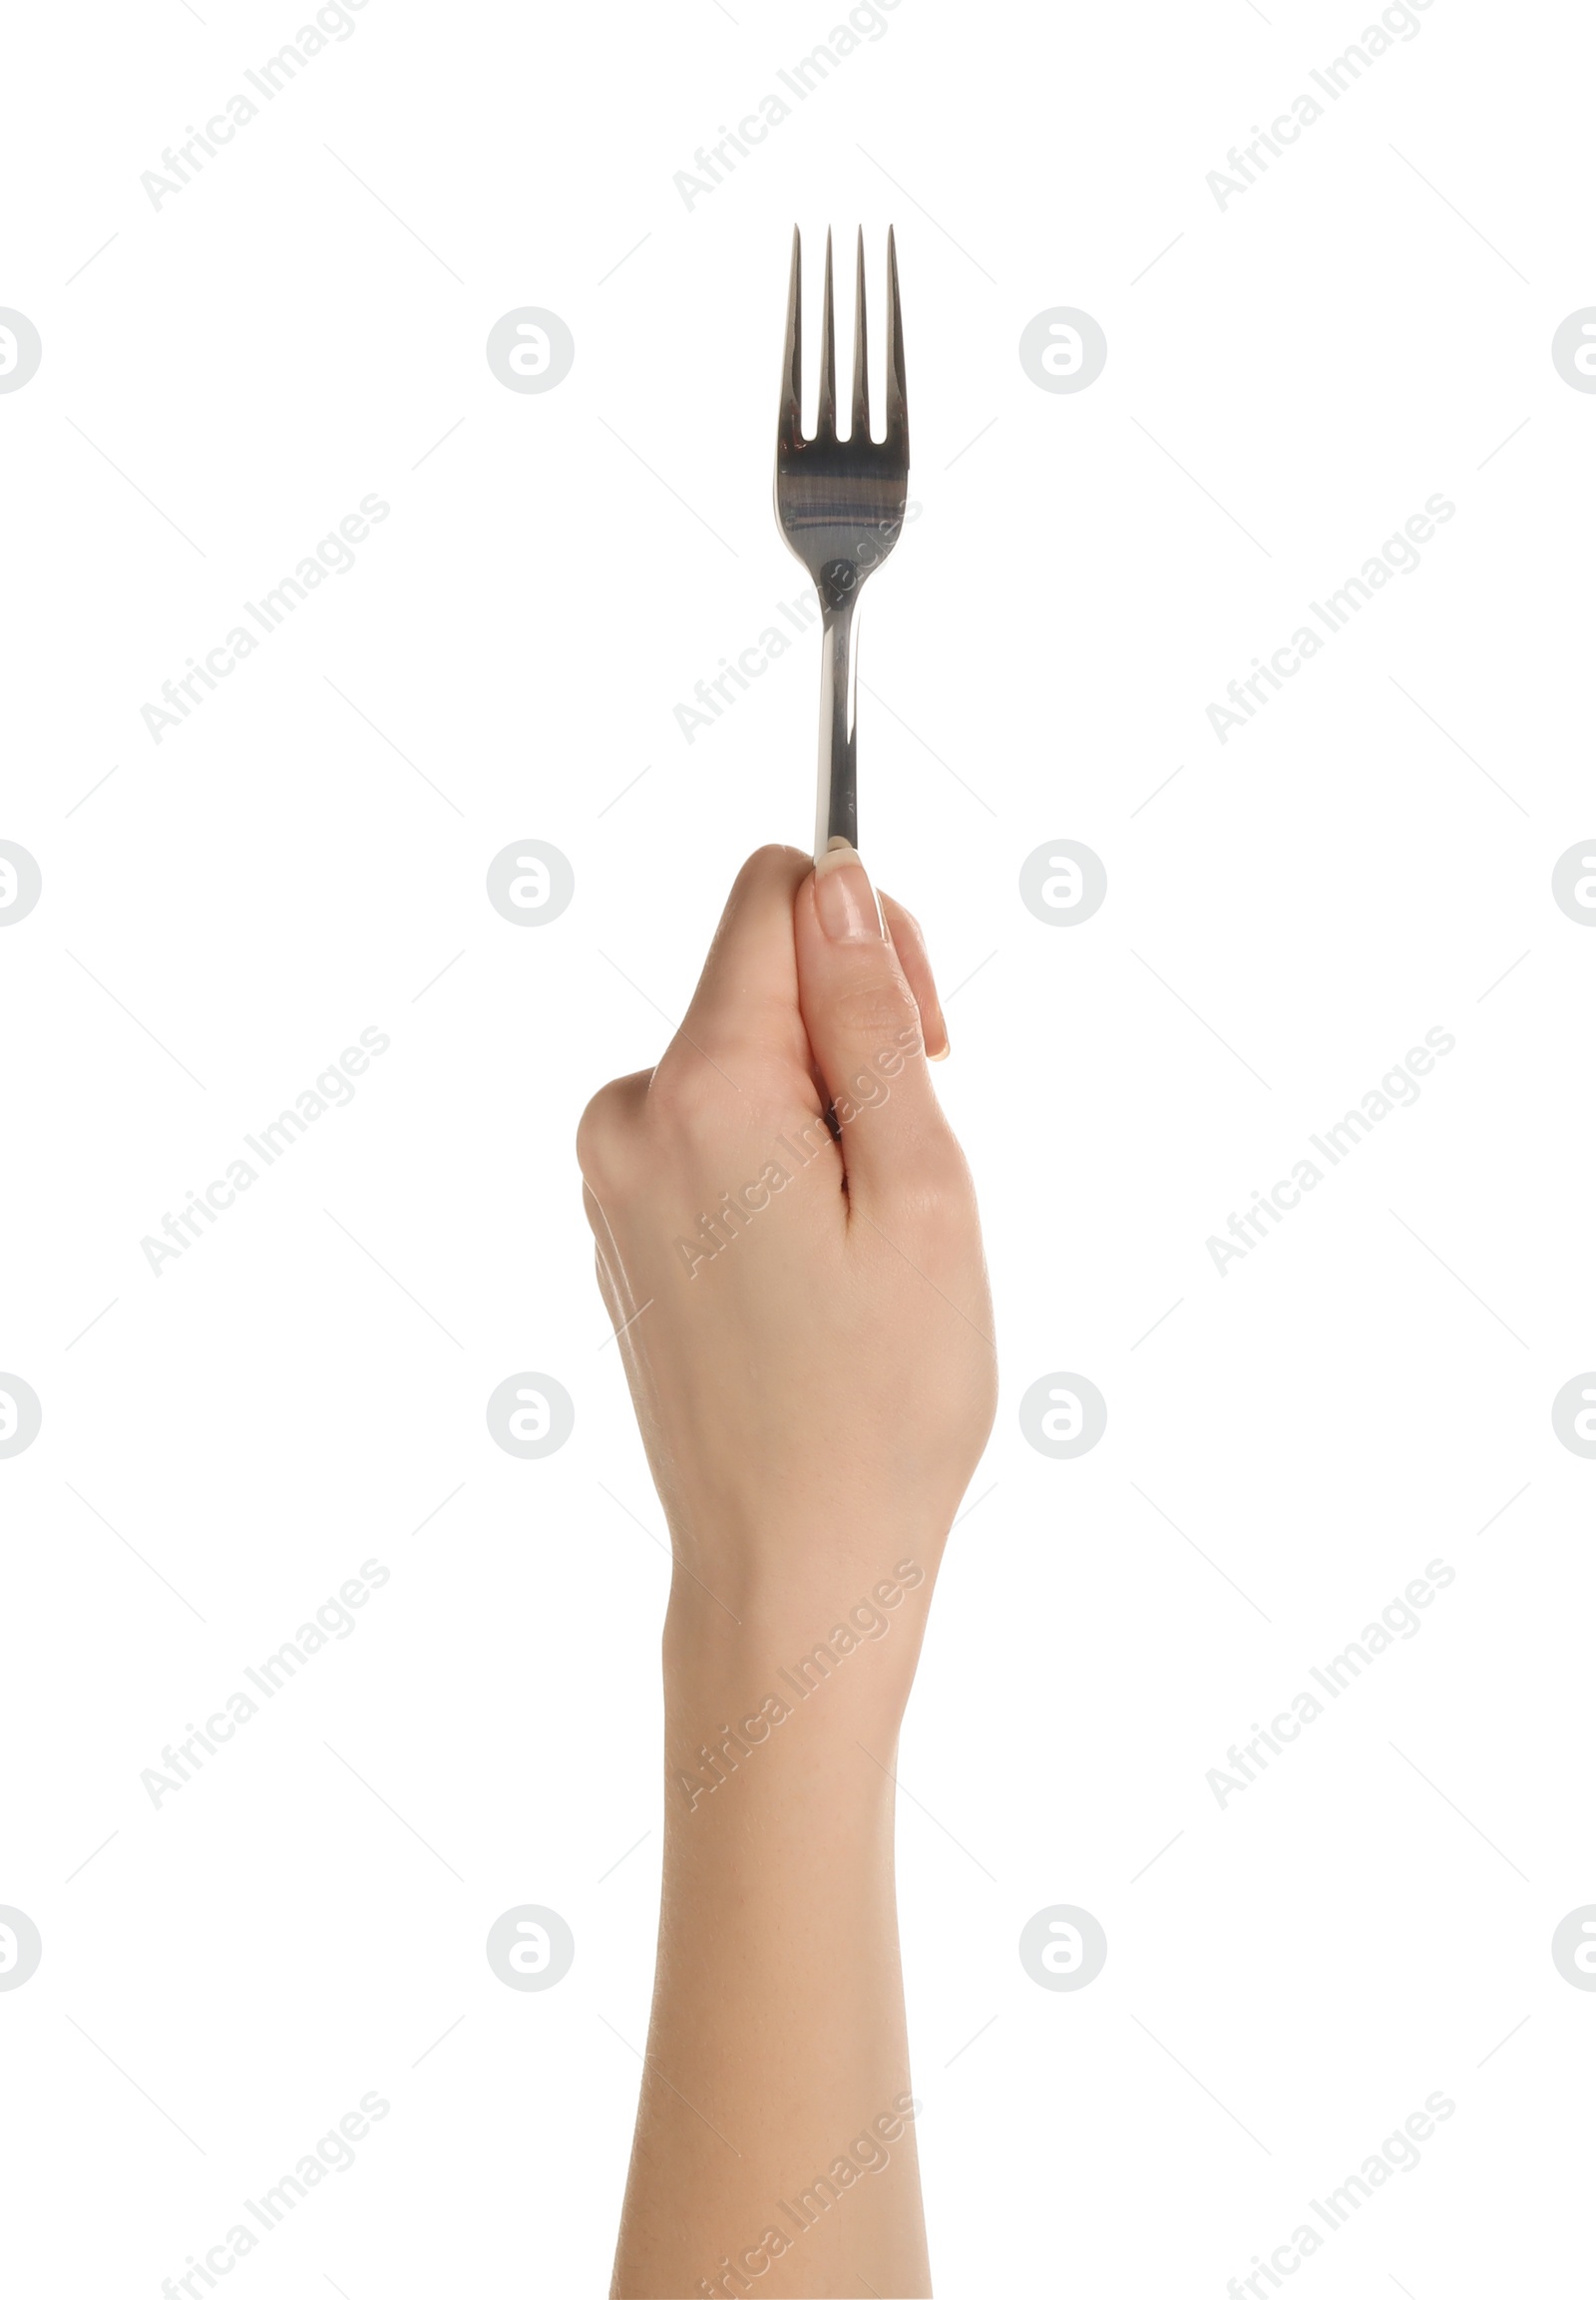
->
xmin=816 ymin=226 xmax=837 ymax=442
xmin=885 ymin=223 xmax=908 ymax=458
xmin=779 ymin=224 xmax=803 ymax=451
xmin=851 ymin=226 xmax=870 ymax=443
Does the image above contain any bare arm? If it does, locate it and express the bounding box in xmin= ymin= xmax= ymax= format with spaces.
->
xmin=579 ymin=844 xmax=996 ymax=2298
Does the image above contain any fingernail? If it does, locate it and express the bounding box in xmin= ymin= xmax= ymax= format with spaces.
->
xmin=814 ymin=844 xmax=886 ymax=943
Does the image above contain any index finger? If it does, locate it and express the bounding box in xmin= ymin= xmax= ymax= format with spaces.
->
xmin=652 ymin=845 xmax=815 ymax=1096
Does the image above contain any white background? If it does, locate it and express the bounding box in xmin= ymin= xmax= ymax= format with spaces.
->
xmin=2 ymin=0 xmax=1593 ymax=2292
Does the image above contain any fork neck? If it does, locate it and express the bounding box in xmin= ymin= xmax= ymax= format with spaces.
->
xmin=815 ymin=590 xmax=861 ymax=861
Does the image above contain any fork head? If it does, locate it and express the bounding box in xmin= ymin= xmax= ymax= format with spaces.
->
xmin=774 ymin=225 xmax=910 ymax=615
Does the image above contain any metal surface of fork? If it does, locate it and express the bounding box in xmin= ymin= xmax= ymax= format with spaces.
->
xmin=773 ymin=225 xmax=910 ymax=863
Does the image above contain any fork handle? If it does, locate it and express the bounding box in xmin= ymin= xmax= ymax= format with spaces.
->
xmin=814 ymin=596 xmax=860 ymax=862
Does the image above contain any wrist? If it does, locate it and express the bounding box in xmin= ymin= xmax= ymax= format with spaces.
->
xmin=660 ymin=1553 xmax=934 ymax=1799
xmin=663 ymin=1547 xmax=932 ymax=1691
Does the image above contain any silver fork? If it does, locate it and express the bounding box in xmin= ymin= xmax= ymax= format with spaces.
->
xmin=774 ymin=225 xmax=910 ymax=863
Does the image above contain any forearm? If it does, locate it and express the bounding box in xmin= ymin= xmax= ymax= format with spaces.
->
xmin=610 ymin=1576 xmax=934 ymax=2300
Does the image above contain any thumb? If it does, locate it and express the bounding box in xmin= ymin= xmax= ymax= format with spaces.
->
xmin=792 ymin=844 xmax=951 ymax=1208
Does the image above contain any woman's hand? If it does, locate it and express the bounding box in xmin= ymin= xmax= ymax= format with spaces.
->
xmin=579 ymin=842 xmax=996 ymax=1655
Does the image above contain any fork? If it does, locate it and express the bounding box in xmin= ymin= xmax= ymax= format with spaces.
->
xmin=774 ymin=225 xmax=910 ymax=864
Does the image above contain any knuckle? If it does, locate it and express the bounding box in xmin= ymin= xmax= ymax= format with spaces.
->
xmin=739 ymin=841 xmax=812 ymax=886
xmin=829 ymin=977 xmax=922 ymax=1055
xmin=889 ymin=1174 xmax=948 ymax=1230
xmin=575 ymin=1075 xmax=643 ymax=1187
xmin=726 ymin=843 xmax=811 ymax=912
xmin=746 ymin=840 xmax=809 ymax=874
xmin=640 ymin=1061 xmax=697 ymax=1134
xmin=644 ymin=1060 xmax=744 ymax=1154
xmin=882 ymin=1141 xmax=972 ymax=1232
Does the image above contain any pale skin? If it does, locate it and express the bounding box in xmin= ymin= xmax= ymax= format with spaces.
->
xmin=579 ymin=844 xmax=997 ymax=2299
